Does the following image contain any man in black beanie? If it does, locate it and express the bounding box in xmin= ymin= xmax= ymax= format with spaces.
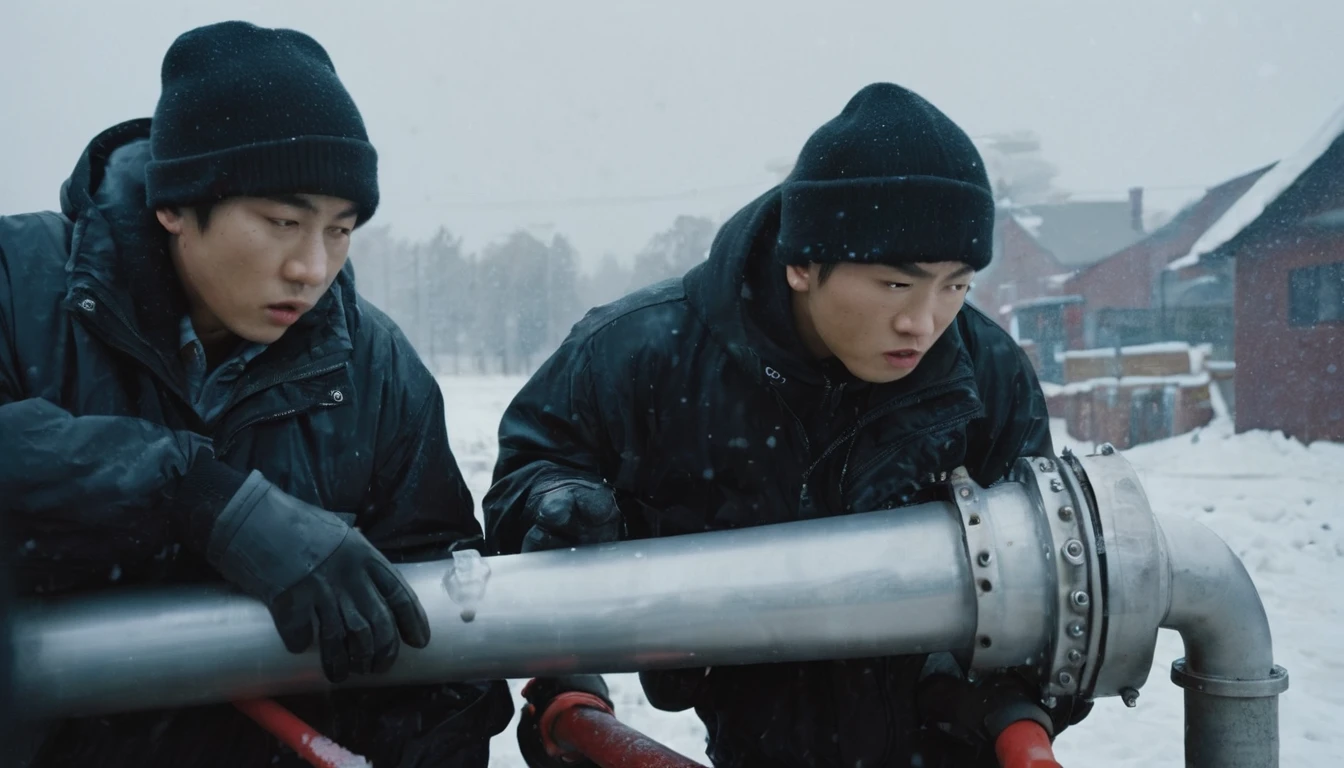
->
xmin=486 ymin=83 xmax=1090 ymax=767
xmin=0 ymin=21 xmax=510 ymax=767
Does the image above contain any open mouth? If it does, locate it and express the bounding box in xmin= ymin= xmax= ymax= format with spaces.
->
xmin=883 ymin=349 xmax=922 ymax=369
xmin=265 ymin=301 xmax=308 ymax=326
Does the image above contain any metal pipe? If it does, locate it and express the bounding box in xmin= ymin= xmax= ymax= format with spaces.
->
xmin=13 ymin=500 xmax=979 ymax=720
xmin=993 ymin=721 xmax=1061 ymax=768
xmin=9 ymin=448 xmax=1292 ymax=768
xmin=1160 ymin=516 xmax=1276 ymax=681
xmin=1159 ymin=515 xmax=1290 ymax=768
xmin=540 ymin=691 xmax=707 ymax=768
xmin=232 ymin=698 xmax=370 ymax=768
xmin=552 ymin=706 xmax=706 ymax=768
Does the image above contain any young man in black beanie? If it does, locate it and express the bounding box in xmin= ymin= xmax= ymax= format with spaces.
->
xmin=0 ymin=21 xmax=510 ymax=767
xmin=486 ymin=82 xmax=1090 ymax=767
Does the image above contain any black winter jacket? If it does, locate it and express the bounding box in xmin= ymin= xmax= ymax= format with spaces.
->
xmin=0 ymin=118 xmax=512 ymax=768
xmin=485 ymin=187 xmax=1083 ymax=767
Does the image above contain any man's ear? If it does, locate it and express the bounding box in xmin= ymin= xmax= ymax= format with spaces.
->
xmin=785 ymin=263 xmax=813 ymax=293
xmin=156 ymin=207 xmax=187 ymax=235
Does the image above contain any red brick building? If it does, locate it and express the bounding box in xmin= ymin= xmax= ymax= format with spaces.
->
xmin=971 ymin=198 xmax=1147 ymax=380
xmin=1173 ymin=106 xmax=1344 ymax=443
xmin=1063 ymin=165 xmax=1273 ymax=357
xmin=973 ymin=198 xmax=1147 ymax=328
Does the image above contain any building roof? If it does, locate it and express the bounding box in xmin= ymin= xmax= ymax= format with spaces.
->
xmin=1005 ymin=200 xmax=1146 ymax=268
xmin=1002 ymin=294 xmax=1085 ymax=314
xmin=1171 ymin=101 xmax=1344 ymax=270
xmin=1068 ymin=164 xmax=1273 ymax=284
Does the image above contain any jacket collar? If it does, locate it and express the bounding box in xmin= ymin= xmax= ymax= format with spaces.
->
xmin=682 ymin=186 xmax=981 ymax=415
xmin=59 ymin=119 xmax=360 ymax=391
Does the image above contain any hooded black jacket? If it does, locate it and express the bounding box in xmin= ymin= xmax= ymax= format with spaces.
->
xmin=0 ymin=118 xmax=512 ymax=768
xmin=485 ymin=187 xmax=1084 ymax=767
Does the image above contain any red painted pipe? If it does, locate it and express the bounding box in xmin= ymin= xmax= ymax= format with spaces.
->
xmin=539 ymin=691 xmax=708 ymax=768
xmin=233 ymin=698 xmax=370 ymax=768
xmin=995 ymin=720 xmax=1063 ymax=768
xmin=537 ymin=688 xmax=1062 ymax=768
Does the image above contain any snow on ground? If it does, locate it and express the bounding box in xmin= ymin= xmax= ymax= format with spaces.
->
xmin=439 ymin=375 xmax=1343 ymax=767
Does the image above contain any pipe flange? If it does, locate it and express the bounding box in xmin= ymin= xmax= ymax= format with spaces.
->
xmin=1171 ymin=658 xmax=1290 ymax=698
xmin=1056 ymin=452 xmax=1108 ymax=699
xmin=952 ymin=465 xmax=1058 ymax=677
xmin=950 ymin=468 xmax=1007 ymax=669
xmin=1072 ymin=449 xmax=1168 ymax=699
xmin=1013 ymin=455 xmax=1100 ymax=699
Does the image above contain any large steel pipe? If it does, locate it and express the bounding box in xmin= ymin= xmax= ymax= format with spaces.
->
xmin=9 ymin=447 xmax=1293 ymax=768
xmin=13 ymin=499 xmax=981 ymax=719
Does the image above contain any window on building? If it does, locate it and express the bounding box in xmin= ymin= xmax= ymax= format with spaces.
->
xmin=1289 ymin=261 xmax=1344 ymax=327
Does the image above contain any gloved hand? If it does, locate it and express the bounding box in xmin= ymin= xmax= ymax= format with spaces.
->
xmin=917 ymin=671 xmax=1055 ymax=746
xmin=517 ymin=675 xmax=613 ymax=768
xmin=174 ymin=454 xmax=430 ymax=682
xmin=520 ymin=479 xmax=622 ymax=552
xmin=639 ymin=667 xmax=710 ymax=712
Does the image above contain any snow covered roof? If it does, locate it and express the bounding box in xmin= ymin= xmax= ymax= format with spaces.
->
xmin=1014 ymin=212 xmax=1044 ymax=238
xmin=1006 ymin=200 xmax=1146 ymax=267
xmin=1063 ymin=347 xmax=1119 ymax=359
xmin=1060 ymin=341 xmax=1212 ymax=376
xmin=1042 ymin=371 xmax=1212 ymax=397
xmin=1170 ymin=101 xmax=1344 ymax=270
xmin=1004 ymin=294 xmax=1085 ymax=312
xmin=1119 ymin=341 xmax=1197 ymax=355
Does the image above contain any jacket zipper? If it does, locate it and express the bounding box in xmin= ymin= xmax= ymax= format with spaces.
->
xmin=840 ymin=400 xmax=983 ymax=495
xmin=836 ymin=435 xmax=860 ymax=498
xmin=70 ymin=293 xmax=179 ymax=391
xmin=767 ymin=389 xmax=814 ymax=514
xmin=769 ymin=372 xmax=977 ymax=515
xmin=215 ymin=361 xmax=349 ymax=455
xmin=68 ymin=291 xmax=203 ymax=425
xmin=877 ymin=657 xmax=894 ymax=766
xmin=799 ymin=375 xmax=975 ymax=491
xmin=227 ymin=354 xmax=346 ymax=406
xmin=70 ymin=289 xmax=349 ymax=454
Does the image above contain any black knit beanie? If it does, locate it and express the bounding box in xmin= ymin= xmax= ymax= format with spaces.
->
xmin=145 ymin=21 xmax=379 ymax=224
xmin=776 ymin=83 xmax=993 ymax=270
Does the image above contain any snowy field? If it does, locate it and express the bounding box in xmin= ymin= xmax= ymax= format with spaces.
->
xmin=437 ymin=375 xmax=1343 ymax=767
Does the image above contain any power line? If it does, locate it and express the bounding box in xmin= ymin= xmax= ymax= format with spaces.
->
xmin=1067 ymin=184 xmax=1211 ymax=195
xmin=426 ymin=178 xmax=778 ymax=211
xmin=424 ymin=177 xmax=1211 ymax=213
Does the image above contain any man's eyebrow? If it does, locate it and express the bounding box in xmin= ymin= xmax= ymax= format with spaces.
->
xmin=891 ymin=263 xmax=935 ymax=279
xmin=264 ymin=194 xmax=318 ymax=213
xmin=266 ymin=195 xmax=358 ymax=220
xmin=889 ymin=263 xmax=975 ymax=281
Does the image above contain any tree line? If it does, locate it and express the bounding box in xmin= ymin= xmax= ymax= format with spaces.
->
xmin=350 ymin=215 xmax=717 ymax=375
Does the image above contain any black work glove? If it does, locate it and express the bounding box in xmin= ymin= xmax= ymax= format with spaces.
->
xmin=639 ymin=667 xmax=709 ymax=712
xmin=520 ymin=479 xmax=622 ymax=553
xmin=517 ymin=675 xmax=613 ymax=768
xmin=1052 ymin=694 xmax=1094 ymax=733
xmin=174 ymin=453 xmax=430 ymax=682
xmin=917 ymin=672 xmax=1055 ymax=747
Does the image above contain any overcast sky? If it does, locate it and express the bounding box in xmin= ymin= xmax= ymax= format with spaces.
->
xmin=5 ymin=0 xmax=1342 ymax=268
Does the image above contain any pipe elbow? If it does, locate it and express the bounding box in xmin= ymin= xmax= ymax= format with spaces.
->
xmin=1159 ymin=515 xmax=1275 ymax=681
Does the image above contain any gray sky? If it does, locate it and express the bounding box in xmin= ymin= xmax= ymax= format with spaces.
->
xmin=5 ymin=0 xmax=1342 ymax=269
